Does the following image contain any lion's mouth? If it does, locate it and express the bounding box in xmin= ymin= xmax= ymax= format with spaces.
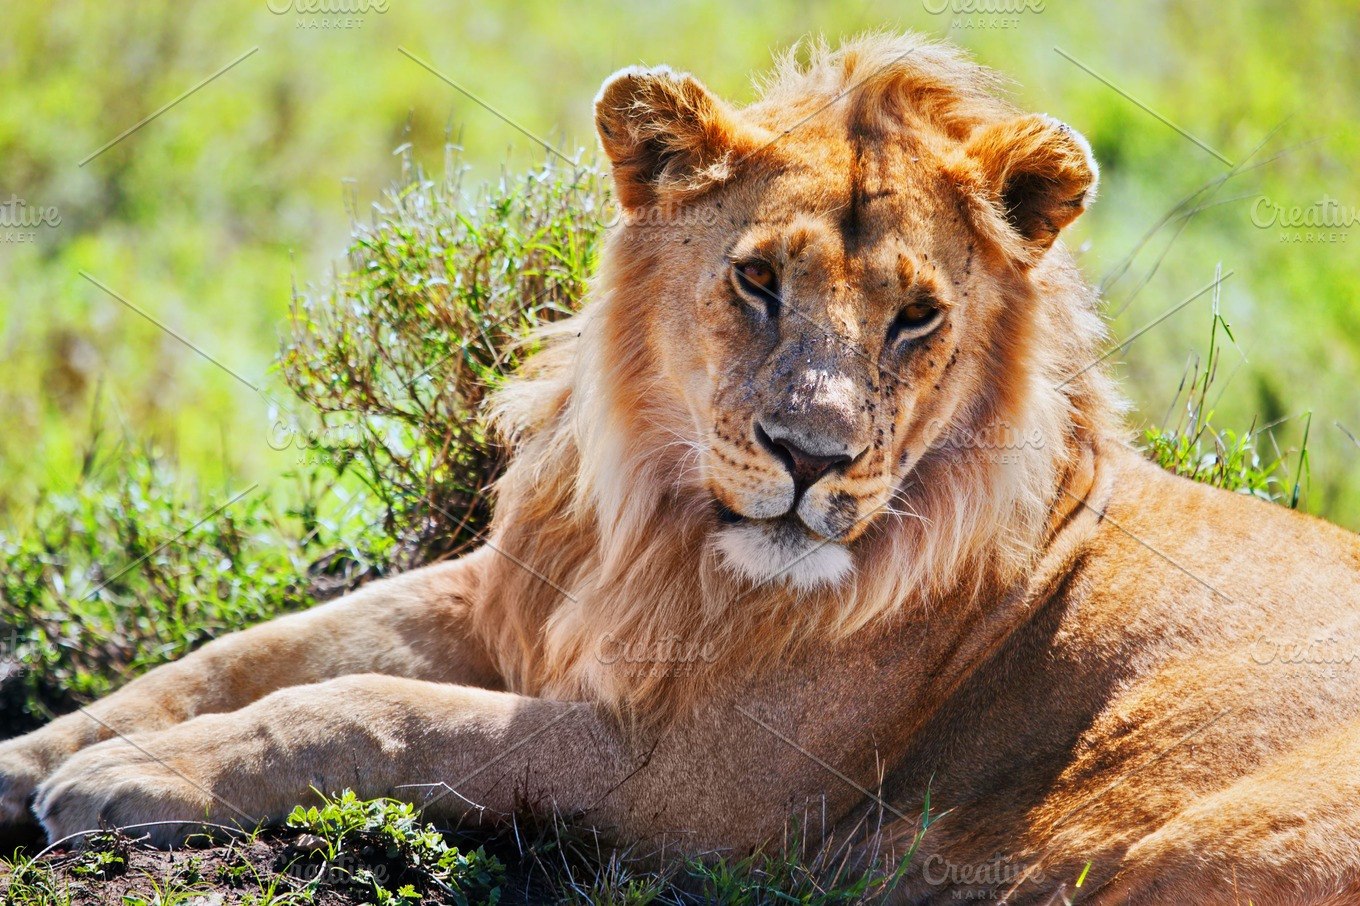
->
xmin=715 ymin=501 xmax=821 ymax=537
xmin=711 ymin=502 xmax=853 ymax=590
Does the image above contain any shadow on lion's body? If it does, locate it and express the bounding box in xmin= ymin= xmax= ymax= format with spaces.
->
xmin=3 ymin=32 xmax=1360 ymax=906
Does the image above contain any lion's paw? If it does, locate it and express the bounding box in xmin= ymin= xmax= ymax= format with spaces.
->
xmin=33 ymin=737 xmax=222 ymax=848
xmin=0 ymin=739 xmax=47 ymax=827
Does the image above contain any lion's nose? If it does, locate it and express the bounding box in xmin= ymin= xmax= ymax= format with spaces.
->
xmin=756 ymin=422 xmax=857 ymax=489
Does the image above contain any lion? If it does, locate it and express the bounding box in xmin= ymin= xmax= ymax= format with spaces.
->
xmin=4 ymin=32 xmax=1360 ymax=905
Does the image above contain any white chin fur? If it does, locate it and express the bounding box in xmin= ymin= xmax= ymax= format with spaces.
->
xmin=714 ymin=520 xmax=854 ymax=591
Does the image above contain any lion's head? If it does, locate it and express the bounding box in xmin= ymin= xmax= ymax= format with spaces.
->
xmin=485 ymin=34 xmax=1118 ymax=715
xmin=585 ymin=35 xmax=1100 ymax=590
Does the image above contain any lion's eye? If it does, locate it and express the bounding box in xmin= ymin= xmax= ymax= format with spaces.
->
xmin=738 ymin=261 xmax=776 ymax=292
xmin=888 ymin=298 xmax=943 ymax=344
xmin=732 ymin=260 xmax=780 ymax=317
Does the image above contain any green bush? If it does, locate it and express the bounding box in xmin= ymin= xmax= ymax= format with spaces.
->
xmin=0 ymin=149 xmax=606 ymax=729
xmin=0 ymin=427 xmax=317 ymax=733
xmin=279 ymin=149 xmax=606 ymax=578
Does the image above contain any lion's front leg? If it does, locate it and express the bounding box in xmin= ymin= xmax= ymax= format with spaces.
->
xmin=1 ymin=550 xmax=499 ymax=829
xmin=32 ymin=672 xmax=833 ymax=854
xmin=33 ymin=675 xmax=637 ymax=848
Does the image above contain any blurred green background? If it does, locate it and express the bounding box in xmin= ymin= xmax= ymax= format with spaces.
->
xmin=1 ymin=0 xmax=1357 ymax=529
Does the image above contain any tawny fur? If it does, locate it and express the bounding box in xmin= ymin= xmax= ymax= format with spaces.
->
xmin=3 ymin=33 xmax=1359 ymax=906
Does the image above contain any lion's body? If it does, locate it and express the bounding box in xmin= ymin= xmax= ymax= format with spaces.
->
xmin=882 ymin=448 xmax=1360 ymax=901
xmin=4 ymin=33 xmax=1360 ymax=904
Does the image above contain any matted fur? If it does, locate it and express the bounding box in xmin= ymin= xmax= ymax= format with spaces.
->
xmin=482 ymin=33 xmax=1121 ymax=719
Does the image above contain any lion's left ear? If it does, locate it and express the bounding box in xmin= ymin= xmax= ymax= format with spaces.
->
xmin=952 ymin=114 xmax=1098 ymax=260
xmin=594 ymin=66 xmax=761 ymax=210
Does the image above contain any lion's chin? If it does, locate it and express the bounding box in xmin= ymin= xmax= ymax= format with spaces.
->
xmin=713 ymin=518 xmax=854 ymax=592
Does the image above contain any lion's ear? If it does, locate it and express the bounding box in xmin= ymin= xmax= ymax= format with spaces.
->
xmin=594 ymin=66 xmax=757 ymax=210
xmin=955 ymin=114 xmax=1098 ymax=259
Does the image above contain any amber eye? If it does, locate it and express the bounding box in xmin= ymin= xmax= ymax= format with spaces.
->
xmin=738 ymin=261 xmax=776 ymax=292
xmin=732 ymin=260 xmax=781 ymax=317
xmin=888 ymin=298 xmax=943 ymax=344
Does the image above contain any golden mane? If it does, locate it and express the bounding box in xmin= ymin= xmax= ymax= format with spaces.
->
xmin=479 ymin=33 xmax=1123 ymax=721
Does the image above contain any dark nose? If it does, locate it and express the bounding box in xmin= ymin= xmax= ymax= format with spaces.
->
xmin=756 ymin=423 xmax=854 ymax=489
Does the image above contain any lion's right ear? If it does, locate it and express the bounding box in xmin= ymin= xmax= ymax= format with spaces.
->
xmin=595 ymin=66 xmax=760 ymax=210
xmin=950 ymin=114 xmax=1099 ymax=263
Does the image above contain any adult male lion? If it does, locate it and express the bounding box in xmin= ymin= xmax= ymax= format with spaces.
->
xmin=3 ymin=32 xmax=1359 ymax=904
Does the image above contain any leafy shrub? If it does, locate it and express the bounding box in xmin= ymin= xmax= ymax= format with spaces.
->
xmin=279 ymin=148 xmax=606 ymax=582
xmin=0 ymin=426 xmax=321 ymax=734
xmin=0 ymin=150 xmax=606 ymax=729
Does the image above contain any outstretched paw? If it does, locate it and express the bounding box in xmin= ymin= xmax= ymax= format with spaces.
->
xmin=33 ymin=736 xmax=231 ymax=848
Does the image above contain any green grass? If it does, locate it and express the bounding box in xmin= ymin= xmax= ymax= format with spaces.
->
xmin=0 ymin=789 xmax=926 ymax=905
xmin=0 ymin=430 xmax=318 ymax=730
xmin=283 ymin=791 xmax=507 ymax=905
xmin=1141 ymin=264 xmax=1311 ymax=507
